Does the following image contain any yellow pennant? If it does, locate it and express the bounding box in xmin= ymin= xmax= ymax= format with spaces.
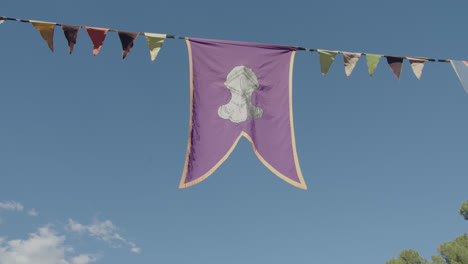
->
xmin=31 ymin=20 xmax=56 ymax=52
xmin=144 ymin=33 xmax=166 ymax=62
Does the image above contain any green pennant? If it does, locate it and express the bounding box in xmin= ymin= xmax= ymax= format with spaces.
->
xmin=318 ymin=49 xmax=338 ymax=77
xmin=144 ymin=33 xmax=166 ymax=62
xmin=366 ymin=54 xmax=383 ymax=77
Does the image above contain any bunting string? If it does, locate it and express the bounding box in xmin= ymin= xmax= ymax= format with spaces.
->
xmin=4 ymin=15 xmax=468 ymax=89
xmin=0 ymin=16 xmax=181 ymax=39
xmin=0 ymin=15 xmax=452 ymax=63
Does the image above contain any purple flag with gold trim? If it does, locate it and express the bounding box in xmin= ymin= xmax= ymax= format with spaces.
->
xmin=180 ymin=38 xmax=307 ymax=190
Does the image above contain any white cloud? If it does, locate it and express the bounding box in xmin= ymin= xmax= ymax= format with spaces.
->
xmin=27 ymin=209 xmax=38 ymax=217
xmin=129 ymin=242 xmax=141 ymax=254
xmin=0 ymin=201 xmax=24 ymax=212
xmin=0 ymin=201 xmax=37 ymax=219
xmin=67 ymin=219 xmax=86 ymax=233
xmin=0 ymin=226 xmax=97 ymax=264
xmin=67 ymin=219 xmax=140 ymax=254
xmin=70 ymin=254 xmax=98 ymax=264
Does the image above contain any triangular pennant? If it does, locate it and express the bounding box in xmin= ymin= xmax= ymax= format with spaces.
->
xmin=387 ymin=56 xmax=404 ymax=80
xmin=144 ymin=33 xmax=166 ymax=62
xmin=318 ymin=49 xmax=338 ymax=77
xmin=365 ymin=54 xmax=382 ymax=77
xmin=408 ymin=57 xmax=427 ymax=80
xmin=85 ymin=26 xmax=109 ymax=56
xmin=117 ymin=31 xmax=139 ymax=60
xmin=342 ymin=52 xmax=361 ymax=77
xmin=450 ymin=60 xmax=468 ymax=95
xmin=31 ymin=20 xmax=56 ymax=52
xmin=61 ymin=25 xmax=80 ymax=54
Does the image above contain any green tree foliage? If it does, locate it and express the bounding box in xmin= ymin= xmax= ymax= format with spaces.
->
xmin=436 ymin=233 xmax=468 ymax=264
xmin=386 ymin=200 xmax=468 ymax=264
xmin=431 ymin=255 xmax=447 ymax=264
xmin=460 ymin=200 xmax=468 ymax=221
xmin=386 ymin=249 xmax=429 ymax=264
xmin=387 ymin=235 xmax=468 ymax=264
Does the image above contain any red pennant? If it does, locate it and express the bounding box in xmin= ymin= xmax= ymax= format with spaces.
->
xmin=118 ymin=31 xmax=139 ymax=60
xmin=85 ymin=26 xmax=109 ymax=56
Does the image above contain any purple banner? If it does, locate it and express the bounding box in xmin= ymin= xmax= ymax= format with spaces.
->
xmin=180 ymin=38 xmax=307 ymax=189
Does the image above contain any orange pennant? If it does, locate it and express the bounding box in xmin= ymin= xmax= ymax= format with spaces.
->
xmin=31 ymin=21 xmax=56 ymax=52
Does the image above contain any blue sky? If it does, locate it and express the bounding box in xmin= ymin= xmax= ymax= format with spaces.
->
xmin=1 ymin=0 xmax=467 ymax=263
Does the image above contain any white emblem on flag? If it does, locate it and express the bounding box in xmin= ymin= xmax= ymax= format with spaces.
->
xmin=218 ymin=66 xmax=264 ymax=123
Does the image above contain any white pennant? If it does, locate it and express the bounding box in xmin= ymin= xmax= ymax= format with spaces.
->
xmin=408 ymin=57 xmax=427 ymax=80
xmin=342 ymin=52 xmax=361 ymax=77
